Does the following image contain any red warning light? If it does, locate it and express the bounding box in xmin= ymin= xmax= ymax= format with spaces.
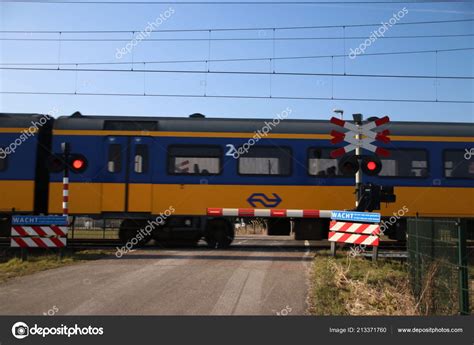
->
xmin=367 ymin=161 xmax=377 ymax=171
xmin=361 ymin=156 xmax=382 ymax=176
xmin=72 ymin=159 xmax=84 ymax=170
xmin=70 ymin=155 xmax=87 ymax=172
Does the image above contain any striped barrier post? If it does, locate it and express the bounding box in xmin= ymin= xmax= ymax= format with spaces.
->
xmin=61 ymin=142 xmax=70 ymax=218
xmin=63 ymin=175 xmax=69 ymax=217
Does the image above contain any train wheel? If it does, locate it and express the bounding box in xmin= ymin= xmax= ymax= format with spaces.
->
xmin=205 ymin=219 xmax=234 ymax=249
xmin=118 ymin=219 xmax=152 ymax=247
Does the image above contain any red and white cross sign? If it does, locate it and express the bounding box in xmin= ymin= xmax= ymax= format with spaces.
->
xmin=330 ymin=116 xmax=391 ymax=158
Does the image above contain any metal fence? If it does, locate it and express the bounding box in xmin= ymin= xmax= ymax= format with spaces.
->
xmin=407 ymin=218 xmax=471 ymax=315
xmin=68 ymin=217 xmax=121 ymax=239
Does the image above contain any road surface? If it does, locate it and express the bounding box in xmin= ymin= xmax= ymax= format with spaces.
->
xmin=0 ymin=236 xmax=316 ymax=315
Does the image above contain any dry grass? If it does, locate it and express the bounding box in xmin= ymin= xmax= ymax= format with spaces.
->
xmin=0 ymin=249 xmax=113 ymax=283
xmin=309 ymin=252 xmax=418 ymax=316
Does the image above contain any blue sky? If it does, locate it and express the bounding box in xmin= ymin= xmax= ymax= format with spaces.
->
xmin=0 ymin=1 xmax=473 ymax=122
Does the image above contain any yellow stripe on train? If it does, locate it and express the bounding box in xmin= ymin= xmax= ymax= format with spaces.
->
xmin=48 ymin=182 xmax=474 ymax=218
xmin=52 ymin=129 xmax=474 ymax=142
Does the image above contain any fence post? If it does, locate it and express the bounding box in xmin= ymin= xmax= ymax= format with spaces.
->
xmin=457 ymin=219 xmax=469 ymax=315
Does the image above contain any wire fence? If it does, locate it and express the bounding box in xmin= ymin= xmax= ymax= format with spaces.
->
xmin=407 ymin=218 xmax=471 ymax=315
xmin=68 ymin=217 xmax=121 ymax=239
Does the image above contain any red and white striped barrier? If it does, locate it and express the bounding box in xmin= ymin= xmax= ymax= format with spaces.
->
xmin=328 ymin=221 xmax=380 ymax=246
xmin=11 ymin=237 xmax=67 ymax=248
xmin=10 ymin=223 xmax=68 ymax=249
xmin=207 ymin=208 xmax=332 ymax=218
xmin=329 ymin=221 xmax=380 ymax=235
xmin=328 ymin=232 xmax=379 ymax=246
xmin=11 ymin=225 xmax=68 ymax=237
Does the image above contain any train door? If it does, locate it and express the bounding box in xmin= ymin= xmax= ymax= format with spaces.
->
xmin=126 ymin=136 xmax=153 ymax=213
xmin=103 ymin=136 xmax=128 ymax=212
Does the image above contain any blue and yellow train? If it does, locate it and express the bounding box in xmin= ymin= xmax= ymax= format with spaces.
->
xmin=0 ymin=111 xmax=473 ymax=246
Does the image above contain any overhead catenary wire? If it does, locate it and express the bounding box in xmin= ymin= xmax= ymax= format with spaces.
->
xmin=5 ymin=1 xmax=471 ymax=5
xmin=2 ymin=66 xmax=473 ymax=80
xmin=1 ymin=18 xmax=472 ymax=33
xmin=1 ymin=47 xmax=472 ymax=66
xmin=2 ymin=34 xmax=473 ymax=42
xmin=1 ymin=90 xmax=472 ymax=104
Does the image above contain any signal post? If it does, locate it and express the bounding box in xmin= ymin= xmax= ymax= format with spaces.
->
xmin=329 ymin=113 xmax=394 ymax=260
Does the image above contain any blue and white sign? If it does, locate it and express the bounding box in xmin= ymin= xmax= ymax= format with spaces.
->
xmin=331 ymin=210 xmax=381 ymax=223
xmin=12 ymin=215 xmax=68 ymax=226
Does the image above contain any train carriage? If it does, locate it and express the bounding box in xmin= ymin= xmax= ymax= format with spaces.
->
xmin=1 ymin=111 xmax=473 ymax=245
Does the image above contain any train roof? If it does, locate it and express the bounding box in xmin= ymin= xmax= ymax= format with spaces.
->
xmin=0 ymin=113 xmax=53 ymax=128
xmin=1 ymin=112 xmax=473 ymax=137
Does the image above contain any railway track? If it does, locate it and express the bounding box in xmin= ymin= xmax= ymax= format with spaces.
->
xmin=0 ymin=236 xmax=408 ymax=253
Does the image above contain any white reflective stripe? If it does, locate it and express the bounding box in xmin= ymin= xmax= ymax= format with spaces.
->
xmin=63 ymin=190 xmax=69 ymax=197
xmin=361 ymin=120 xmax=377 ymax=131
xmin=347 ymin=223 xmax=361 ymax=233
xmin=222 ymin=209 xmax=239 ymax=216
xmin=361 ymin=129 xmax=377 ymax=139
xmin=320 ymin=210 xmax=332 ymax=218
xmin=254 ymin=209 xmax=271 ymax=217
xmin=286 ymin=210 xmax=303 ymax=217
xmin=62 ymin=202 xmax=68 ymax=209
xmin=346 ymin=234 xmax=361 ymax=243
xmin=63 ymin=177 xmax=69 ymax=184
xmin=11 ymin=226 xmax=68 ymax=236
xmin=330 ymin=222 xmax=344 ymax=231
xmin=343 ymin=122 xmax=358 ymax=132
xmin=342 ymin=144 xmax=356 ymax=153
xmin=328 ymin=232 xmax=345 ymax=242
xmin=361 ymin=141 xmax=377 ymax=152
xmin=365 ymin=224 xmax=379 ymax=235
xmin=361 ymin=235 xmax=378 ymax=245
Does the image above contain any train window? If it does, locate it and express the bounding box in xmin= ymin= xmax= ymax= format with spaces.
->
xmin=107 ymin=144 xmax=122 ymax=173
xmin=168 ymin=145 xmax=221 ymax=175
xmin=134 ymin=144 xmax=149 ymax=174
xmin=443 ymin=150 xmax=474 ymax=179
xmin=378 ymin=149 xmax=428 ymax=178
xmin=0 ymin=148 xmax=7 ymax=172
xmin=238 ymin=146 xmax=292 ymax=176
xmin=308 ymin=147 xmax=349 ymax=177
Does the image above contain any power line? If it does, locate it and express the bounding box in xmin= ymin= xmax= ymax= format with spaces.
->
xmin=1 ymin=47 xmax=471 ymax=66
xmin=6 ymin=1 xmax=468 ymax=5
xmin=2 ymin=34 xmax=473 ymax=42
xmin=3 ymin=66 xmax=473 ymax=79
xmin=1 ymin=90 xmax=472 ymax=104
xmin=1 ymin=18 xmax=472 ymax=33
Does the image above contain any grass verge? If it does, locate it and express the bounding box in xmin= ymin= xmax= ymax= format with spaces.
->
xmin=309 ymin=252 xmax=418 ymax=315
xmin=0 ymin=249 xmax=113 ymax=283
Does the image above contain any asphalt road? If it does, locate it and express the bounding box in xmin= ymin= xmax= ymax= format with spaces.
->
xmin=0 ymin=236 xmax=315 ymax=315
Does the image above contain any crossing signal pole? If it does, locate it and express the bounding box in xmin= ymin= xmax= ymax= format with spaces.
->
xmin=329 ymin=112 xmax=395 ymax=212
xmin=353 ymin=113 xmax=363 ymax=209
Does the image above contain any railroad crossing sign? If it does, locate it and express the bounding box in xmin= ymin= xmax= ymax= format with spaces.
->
xmin=331 ymin=210 xmax=381 ymax=223
xmin=10 ymin=215 xmax=69 ymax=257
xmin=329 ymin=116 xmax=391 ymax=158
xmin=12 ymin=215 xmax=68 ymax=226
